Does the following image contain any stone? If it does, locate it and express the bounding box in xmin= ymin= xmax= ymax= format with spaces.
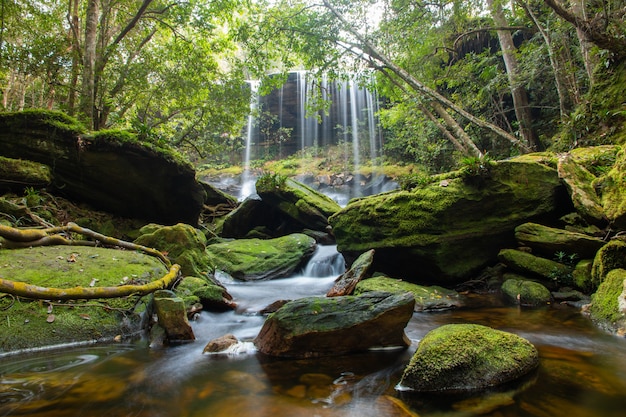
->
xmin=0 ymin=156 xmax=51 ymax=193
xmin=501 ymin=278 xmax=552 ymax=306
xmin=327 ymin=249 xmax=374 ymax=296
xmin=205 ymin=233 xmax=317 ymax=281
xmin=203 ymin=334 xmax=239 ymax=353
xmin=597 ymin=148 xmax=626 ymax=229
xmin=0 ymin=110 xmax=205 ymax=225
xmin=329 ymin=157 xmax=568 ymax=285
xmin=591 ymin=239 xmax=626 ymax=291
xmin=354 ymin=276 xmax=462 ymax=311
xmin=572 ymin=259 xmax=594 ymax=293
xmin=256 ymin=174 xmax=341 ymax=233
xmin=221 ymin=194 xmax=286 ymax=239
xmin=254 ymin=291 xmax=415 ymax=357
xmin=397 ymin=324 xmax=539 ymax=392
xmin=134 ymin=223 xmax=212 ymax=278
xmin=557 ymin=152 xmax=606 ymax=226
xmin=589 ymin=268 xmax=626 ymax=335
xmin=174 ymin=276 xmax=236 ymax=311
xmin=514 ymin=222 xmax=605 ymax=259
xmin=498 ymin=249 xmax=572 ymax=287
xmin=153 ymin=290 xmax=195 ymax=342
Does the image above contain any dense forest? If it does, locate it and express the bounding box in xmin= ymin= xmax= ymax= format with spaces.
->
xmin=1 ymin=0 xmax=625 ymax=172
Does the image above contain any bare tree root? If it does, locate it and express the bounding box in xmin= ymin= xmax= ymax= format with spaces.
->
xmin=0 ymin=264 xmax=180 ymax=300
xmin=0 ymin=222 xmax=171 ymax=267
xmin=0 ymin=222 xmax=180 ymax=300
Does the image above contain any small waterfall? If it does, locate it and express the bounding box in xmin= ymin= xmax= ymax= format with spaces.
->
xmin=302 ymin=245 xmax=346 ymax=277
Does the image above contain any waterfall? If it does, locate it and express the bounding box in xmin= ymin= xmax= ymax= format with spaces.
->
xmin=240 ymin=81 xmax=259 ymax=200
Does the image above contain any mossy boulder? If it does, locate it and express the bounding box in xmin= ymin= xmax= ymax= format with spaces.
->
xmin=589 ymin=268 xmax=626 ymax=336
xmin=0 ymin=246 xmax=168 ymax=353
xmin=327 ymin=249 xmax=374 ymax=296
xmin=501 ymin=278 xmax=552 ymax=306
xmin=0 ymin=110 xmax=205 ymax=225
xmin=557 ymin=152 xmax=607 ymax=226
xmin=590 ymin=239 xmax=626 ymax=291
xmin=397 ymin=324 xmax=539 ymax=392
xmin=174 ymin=276 xmax=235 ymax=311
xmin=221 ymin=195 xmax=288 ymax=239
xmin=205 ymin=233 xmax=317 ymax=281
xmin=329 ymin=157 xmax=568 ymax=285
xmin=256 ymin=174 xmax=341 ymax=234
xmin=514 ymin=222 xmax=605 ymax=259
xmin=498 ymin=249 xmax=572 ymax=287
xmin=572 ymin=259 xmax=594 ymax=293
xmin=354 ymin=276 xmax=462 ymax=311
xmin=0 ymin=156 xmax=51 ymax=193
xmin=597 ymin=148 xmax=626 ymax=229
xmin=134 ymin=223 xmax=212 ymax=277
xmin=153 ymin=290 xmax=195 ymax=342
xmin=254 ymin=291 xmax=415 ymax=357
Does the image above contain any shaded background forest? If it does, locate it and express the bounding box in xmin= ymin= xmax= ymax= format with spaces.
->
xmin=1 ymin=0 xmax=625 ymax=173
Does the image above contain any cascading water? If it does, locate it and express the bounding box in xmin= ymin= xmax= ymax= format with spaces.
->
xmin=242 ymin=71 xmax=388 ymax=202
xmin=240 ymin=80 xmax=260 ymax=200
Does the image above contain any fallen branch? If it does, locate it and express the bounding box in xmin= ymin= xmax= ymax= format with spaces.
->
xmin=0 ymin=264 xmax=180 ymax=300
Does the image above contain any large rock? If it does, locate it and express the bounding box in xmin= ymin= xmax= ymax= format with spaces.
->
xmin=153 ymin=290 xmax=195 ymax=342
xmin=498 ymin=249 xmax=572 ymax=287
xmin=0 ymin=156 xmax=51 ymax=193
xmin=205 ymin=233 xmax=317 ymax=281
xmin=354 ymin=276 xmax=462 ymax=311
xmin=327 ymin=249 xmax=374 ymax=296
xmin=591 ymin=239 xmax=626 ymax=291
xmin=514 ymin=222 xmax=605 ymax=259
xmin=597 ymin=148 xmax=626 ymax=229
xmin=0 ymin=110 xmax=205 ymax=225
xmin=557 ymin=152 xmax=607 ymax=226
xmin=221 ymin=194 xmax=292 ymax=239
xmin=330 ymin=157 xmax=568 ymax=284
xmin=589 ymin=268 xmax=626 ymax=336
xmin=397 ymin=324 xmax=539 ymax=392
xmin=256 ymin=174 xmax=341 ymax=233
xmin=254 ymin=291 xmax=415 ymax=357
xmin=501 ymin=278 xmax=552 ymax=306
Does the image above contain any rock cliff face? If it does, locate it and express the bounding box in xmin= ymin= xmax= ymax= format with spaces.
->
xmin=330 ymin=157 xmax=570 ymax=285
xmin=0 ymin=110 xmax=206 ymax=225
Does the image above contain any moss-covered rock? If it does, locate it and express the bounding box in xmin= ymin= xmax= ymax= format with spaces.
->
xmin=0 ymin=110 xmax=205 ymax=225
xmin=589 ymin=268 xmax=626 ymax=335
xmin=254 ymin=291 xmax=415 ymax=357
xmin=515 ymin=222 xmax=605 ymax=259
xmin=256 ymin=174 xmax=341 ymax=233
xmin=557 ymin=152 xmax=607 ymax=225
xmin=354 ymin=276 xmax=462 ymax=311
xmin=0 ymin=156 xmax=51 ymax=193
xmin=572 ymin=259 xmax=594 ymax=293
xmin=329 ymin=157 xmax=568 ymax=285
xmin=153 ymin=290 xmax=195 ymax=342
xmin=590 ymin=239 xmax=626 ymax=291
xmin=134 ymin=223 xmax=212 ymax=277
xmin=397 ymin=324 xmax=539 ymax=392
xmin=205 ymin=233 xmax=317 ymax=281
xmin=174 ymin=276 xmax=235 ymax=311
xmin=498 ymin=249 xmax=572 ymax=287
xmin=598 ymin=147 xmax=626 ymax=229
xmin=501 ymin=278 xmax=552 ymax=306
xmin=327 ymin=249 xmax=374 ymax=296
xmin=0 ymin=246 xmax=167 ymax=353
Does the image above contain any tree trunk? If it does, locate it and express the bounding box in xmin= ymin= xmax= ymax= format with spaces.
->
xmin=322 ymin=0 xmax=533 ymax=154
xmin=80 ymin=0 xmax=99 ymax=128
xmin=488 ymin=0 xmax=540 ymax=150
xmin=67 ymin=0 xmax=81 ymax=115
xmin=570 ymin=0 xmax=596 ymax=86
xmin=431 ymin=102 xmax=483 ymax=157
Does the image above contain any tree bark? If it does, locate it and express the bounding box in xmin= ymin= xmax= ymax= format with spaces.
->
xmin=80 ymin=0 xmax=99 ymax=128
xmin=488 ymin=0 xmax=540 ymax=150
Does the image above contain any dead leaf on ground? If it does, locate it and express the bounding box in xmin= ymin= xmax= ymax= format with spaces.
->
xmin=46 ymin=314 xmax=55 ymax=323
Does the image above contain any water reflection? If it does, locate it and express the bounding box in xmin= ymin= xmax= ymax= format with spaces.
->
xmin=1 ymin=250 xmax=626 ymax=416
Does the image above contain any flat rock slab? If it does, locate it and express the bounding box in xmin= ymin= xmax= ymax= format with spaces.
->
xmin=254 ymin=291 xmax=415 ymax=358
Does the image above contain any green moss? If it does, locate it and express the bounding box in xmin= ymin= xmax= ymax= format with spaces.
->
xmin=354 ymin=276 xmax=460 ymax=310
xmin=498 ymin=249 xmax=572 ymax=284
xmin=0 ymin=109 xmax=86 ymax=135
xmin=399 ymin=324 xmax=539 ymax=392
xmin=572 ymin=259 xmax=594 ymax=293
xmin=0 ymin=156 xmax=52 ymax=186
xmin=501 ymin=279 xmax=551 ymax=306
xmin=590 ymin=268 xmax=626 ymax=326
xmin=591 ymin=239 xmax=626 ymax=290
xmin=0 ymin=246 xmax=166 ymax=352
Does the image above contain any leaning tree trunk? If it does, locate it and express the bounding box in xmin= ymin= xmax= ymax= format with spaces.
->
xmin=488 ymin=0 xmax=540 ymax=150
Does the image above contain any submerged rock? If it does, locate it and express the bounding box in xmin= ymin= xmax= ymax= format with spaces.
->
xmin=397 ymin=324 xmax=539 ymax=392
xmin=254 ymin=291 xmax=415 ymax=357
xmin=501 ymin=278 xmax=552 ymax=306
xmin=205 ymin=233 xmax=317 ymax=281
xmin=354 ymin=276 xmax=462 ymax=311
xmin=330 ymin=157 xmax=568 ymax=285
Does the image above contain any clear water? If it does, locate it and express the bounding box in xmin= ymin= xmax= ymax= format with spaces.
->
xmin=1 ymin=248 xmax=626 ymax=417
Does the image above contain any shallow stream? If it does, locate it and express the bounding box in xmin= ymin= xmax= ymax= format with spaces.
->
xmin=1 ymin=246 xmax=625 ymax=417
